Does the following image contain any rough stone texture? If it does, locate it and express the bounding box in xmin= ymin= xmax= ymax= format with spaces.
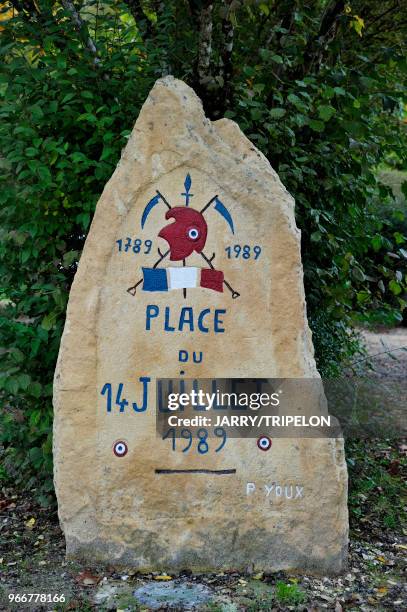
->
xmin=53 ymin=76 xmax=348 ymax=574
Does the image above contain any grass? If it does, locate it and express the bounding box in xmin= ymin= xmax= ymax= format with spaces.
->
xmin=275 ymin=581 xmax=307 ymax=605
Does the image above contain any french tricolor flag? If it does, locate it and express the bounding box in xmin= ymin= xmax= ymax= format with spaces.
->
xmin=142 ymin=267 xmax=224 ymax=293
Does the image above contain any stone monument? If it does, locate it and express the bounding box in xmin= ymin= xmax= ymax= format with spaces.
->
xmin=53 ymin=76 xmax=348 ymax=573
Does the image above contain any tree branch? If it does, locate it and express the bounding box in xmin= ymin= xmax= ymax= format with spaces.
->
xmin=122 ymin=0 xmax=154 ymax=39
xmin=364 ymin=1 xmax=400 ymax=30
xmin=197 ymin=1 xmax=214 ymax=87
xmin=301 ymin=0 xmax=346 ymax=75
xmin=219 ymin=0 xmax=234 ymax=108
xmin=8 ymin=0 xmax=42 ymax=18
xmin=61 ymin=0 xmax=100 ymax=64
xmin=318 ymin=0 xmax=346 ymax=39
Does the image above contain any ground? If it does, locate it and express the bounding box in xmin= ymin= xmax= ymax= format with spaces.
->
xmin=0 ymin=329 xmax=406 ymax=611
xmin=359 ymin=328 xmax=407 ymax=378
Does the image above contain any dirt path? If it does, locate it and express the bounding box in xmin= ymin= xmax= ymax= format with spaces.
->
xmin=360 ymin=328 xmax=407 ymax=380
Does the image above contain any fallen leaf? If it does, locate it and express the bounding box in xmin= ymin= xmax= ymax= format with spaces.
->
xmin=66 ymin=600 xmax=81 ymax=610
xmin=75 ymin=570 xmax=101 ymax=586
xmin=376 ymin=555 xmax=386 ymax=563
xmin=335 ymin=602 xmax=343 ymax=612
xmin=319 ymin=594 xmax=335 ymax=602
xmin=394 ymin=544 xmax=407 ymax=550
xmin=154 ymin=574 xmax=172 ymax=581
xmin=0 ymin=499 xmax=13 ymax=510
xmin=252 ymin=572 xmax=263 ymax=580
xmin=387 ymin=460 xmax=400 ymax=475
xmin=375 ymin=586 xmax=387 ymax=597
xmin=25 ymin=517 xmax=36 ymax=529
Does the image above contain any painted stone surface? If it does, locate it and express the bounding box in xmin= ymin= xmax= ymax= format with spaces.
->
xmin=53 ymin=76 xmax=348 ymax=573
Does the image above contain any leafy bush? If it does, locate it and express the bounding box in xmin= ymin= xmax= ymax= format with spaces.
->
xmin=0 ymin=1 xmax=156 ymax=500
xmin=0 ymin=1 xmax=406 ymax=497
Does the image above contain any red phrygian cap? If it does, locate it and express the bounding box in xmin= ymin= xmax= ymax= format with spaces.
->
xmin=158 ymin=207 xmax=208 ymax=261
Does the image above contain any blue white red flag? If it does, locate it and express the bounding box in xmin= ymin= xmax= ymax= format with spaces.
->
xmin=142 ymin=267 xmax=224 ymax=293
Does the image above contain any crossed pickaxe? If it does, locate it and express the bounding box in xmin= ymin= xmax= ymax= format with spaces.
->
xmin=127 ymin=191 xmax=240 ymax=299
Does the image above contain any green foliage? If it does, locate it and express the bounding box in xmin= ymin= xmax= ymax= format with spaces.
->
xmin=0 ymin=0 xmax=406 ymax=496
xmin=0 ymin=0 xmax=157 ymax=500
xmin=310 ymin=311 xmax=365 ymax=376
xmin=231 ymin=54 xmax=407 ymax=339
xmin=346 ymin=439 xmax=407 ymax=533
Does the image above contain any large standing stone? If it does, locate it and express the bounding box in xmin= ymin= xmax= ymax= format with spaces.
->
xmin=53 ymin=76 xmax=348 ymax=573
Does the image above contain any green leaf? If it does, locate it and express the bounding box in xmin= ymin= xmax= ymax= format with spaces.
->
xmin=61 ymin=93 xmax=76 ymax=104
xmin=10 ymin=348 xmax=25 ymax=363
xmin=271 ymin=54 xmax=283 ymax=64
xmin=309 ymin=120 xmax=325 ymax=132
xmin=5 ymin=377 xmax=19 ymax=395
xmin=317 ymin=105 xmax=336 ymax=121
xmin=253 ymin=83 xmax=265 ymax=94
xmin=311 ymin=231 xmax=322 ymax=242
xmin=352 ymin=267 xmax=365 ymax=282
xmin=41 ymin=313 xmax=57 ymax=331
xmin=28 ymin=382 xmax=42 ymax=398
xmin=269 ymin=108 xmax=286 ymax=119
xmin=334 ymin=86 xmax=346 ymax=96
xmin=357 ymin=291 xmax=370 ymax=304
xmin=351 ymin=15 xmax=365 ymax=36
xmin=63 ymin=250 xmax=78 ymax=267
xmin=29 ymin=447 xmax=43 ymax=469
xmin=70 ymin=152 xmax=90 ymax=163
xmin=18 ymin=373 xmax=31 ymax=390
xmin=287 ymin=93 xmax=305 ymax=110
xmin=250 ymin=107 xmax=263 ymax=120
xmin=389 ymin=280 xmax=402 ymax=295
xmin=25 ymin=147 xmax=38 ymax=157
xmin=38 ymin=166 xmax=52 ymax=183
xmin=371 ymin=235 xmax=382 ymax=251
